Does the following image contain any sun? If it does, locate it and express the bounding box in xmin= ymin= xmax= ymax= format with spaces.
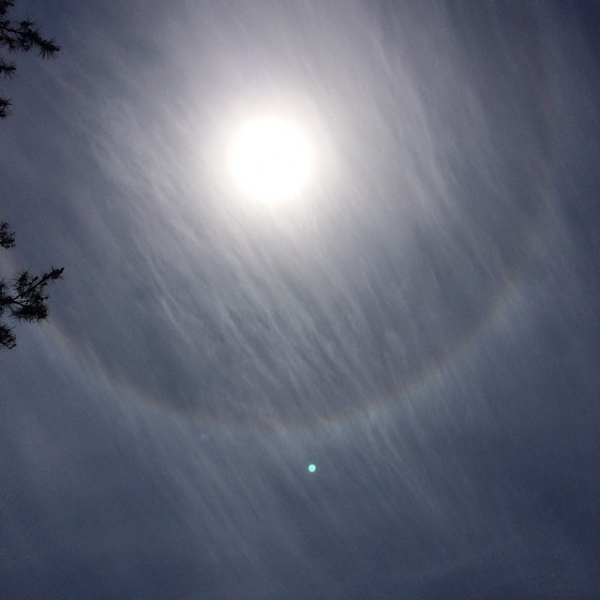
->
xmin=229 ymin=117 xmax=312 ymax=203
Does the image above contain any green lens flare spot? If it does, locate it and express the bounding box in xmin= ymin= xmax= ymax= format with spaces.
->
xmin=308 ymin=464 xmax=316 ymax=473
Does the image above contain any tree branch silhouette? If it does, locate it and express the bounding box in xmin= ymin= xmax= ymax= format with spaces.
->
xmin=0 ymin=0 xmax=60 ymax=118
xmin=1 ymin=1 xmax=62 ymax=350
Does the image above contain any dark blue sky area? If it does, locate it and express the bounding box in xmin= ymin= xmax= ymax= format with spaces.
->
xmin=1 ymin=1 xmax=599 ymax=598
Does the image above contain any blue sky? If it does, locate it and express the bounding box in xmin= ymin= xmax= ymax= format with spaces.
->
xmin=2 ymin=1 xmax=599 ymax=598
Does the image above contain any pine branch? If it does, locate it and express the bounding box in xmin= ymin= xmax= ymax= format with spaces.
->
xmin=0 ymin=221 xmax=15 ymax=247
xmin=0 ymin=0 xmax=60 ymax=119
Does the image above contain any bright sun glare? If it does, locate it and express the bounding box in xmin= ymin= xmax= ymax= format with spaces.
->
xmin=229 ymin=117 xmax=312 ymax=203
